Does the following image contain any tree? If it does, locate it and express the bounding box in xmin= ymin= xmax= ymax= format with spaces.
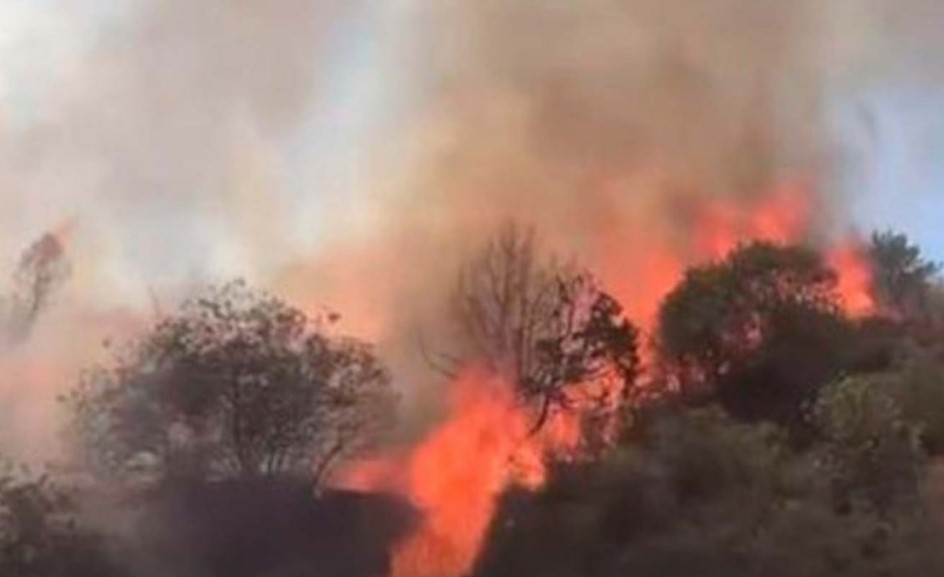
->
xmin=447 ymin=223 xmax=640 ymax=433
xmin=657 ymin=241 xmax=851 ymax=425
xmin=66 ymin=280 xmax=396 ymax=485
xmin=1 ymin=232 xmax=71 ymax=349
xmin=845 ymin=345 xmax=944 ymax=457
xmin=809 ymin=376 xmax=925 ymax=510
xmin=868 ymin=231 xmax=940 ymax=319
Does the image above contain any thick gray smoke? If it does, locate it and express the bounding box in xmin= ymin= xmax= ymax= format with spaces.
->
xmin=1 ymin=0 xmax=358 ymax=289
xmin=373 ymin=0 xmax=944 ymax=237
xmin=273 ymin=0 xmax=944 ymax=419
xmin=1 ymin=0 xmax=944 ymax=460
xmin=0 ymin=0 xmax=361 ymax=462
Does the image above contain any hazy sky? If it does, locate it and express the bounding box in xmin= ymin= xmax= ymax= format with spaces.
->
xmin=0 ymin=0 xmax=407 ymax=303
xmin=1 ymin=0 xmax=942 ymax=285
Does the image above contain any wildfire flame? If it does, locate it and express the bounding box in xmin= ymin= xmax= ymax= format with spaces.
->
xmin=339 ymin=183 xmax=877 ymax=577
xmin=340 ymin=368 xmax=578 ymax=577
xmin=593 ymin=181 xmax=817 ymax=332
xmin=827 ymin=241 xmax=877 ymax=318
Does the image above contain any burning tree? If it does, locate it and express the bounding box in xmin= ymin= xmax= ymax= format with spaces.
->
xmin=66 ymin=280 xmax=396 ymax=485
xmin=657 ymin=241 xmax=852 ymax=425
xmin=447 ymin=223 xmax=640 ymax=434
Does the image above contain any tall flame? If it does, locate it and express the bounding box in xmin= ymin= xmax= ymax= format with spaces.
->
xmin=591 ymin=181 xmax=866 ymax=333
xmin=340 ymin=368 xmax=578 ymax=577
xmin=827 ymin=241 xmax=877 ymax=318
xmin=340 ymin=184 xmax=876 ymax=577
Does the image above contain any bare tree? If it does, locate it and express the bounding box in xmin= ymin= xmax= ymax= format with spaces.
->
xmin=447 ymin=223 xmax=640 ymax=432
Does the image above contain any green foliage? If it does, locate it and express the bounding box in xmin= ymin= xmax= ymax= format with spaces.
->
xmin=65 ymin=280 xmax=397 ymax=484
xmin=657 ymin=241 xmax=851 ymax=424
xmin=478 ymin=407 xmax=801 ymax=577
xmin=476 ymin=401 xmax=944 ymax=577
xmin=868 ymin=231 xmax=940 ymax=319
xmin=478 ymin=235 xmax=944 ymax=577
xmin=612 ymin=498 xmax=944 ymax=577
xmin=832 ymin=345 xmax=944 ymax=456
xmin=643 ymin=406 xmax=792 ymax=504
xmin=892 ymin=351 xmax=944 ymax=455
xmin=809 ymin=376 xmax=925 ymax=509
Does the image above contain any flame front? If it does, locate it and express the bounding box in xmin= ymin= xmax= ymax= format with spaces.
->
xmin=593 ymin=181 xmax=867 ymax=333
xmin=828 ymin=242 xmax=877 ymax=318
xmin=341 ymin=368 xmax=578 ymax=577
xmin=340 ymin=184 xmax=877 ymax=577
xmin=391 ymin=371 xmax=546 ymax=577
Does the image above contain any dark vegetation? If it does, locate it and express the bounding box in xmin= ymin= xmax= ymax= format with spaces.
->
xmin=656 ymin=241 xmax=852 ymax=427
xmin=473 ymin=231 xmax=944 ymax=577
xmin=4 ymin=228 xmax=944 ymax=576
xmin=65 ymin=280 xmax=396 ymax=485
xmin=127 ymin=479 xmax=415 ymax=577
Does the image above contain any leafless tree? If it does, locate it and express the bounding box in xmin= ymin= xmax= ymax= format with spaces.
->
xmin=445 ymin=223 xmax=640 ymax=432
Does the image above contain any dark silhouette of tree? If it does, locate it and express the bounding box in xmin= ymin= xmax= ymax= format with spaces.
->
xmin=868 ymin=230 xmax=940 ymax=320
xmin=2 ymin=232 xmax=71 ymax=348
xmin=447 ymin=223 xmax=640 ymax=432
xmin=66 ymin=280 xmax=396 ymax=485
xmin=657 ymin=241 xmax=851 ymax=425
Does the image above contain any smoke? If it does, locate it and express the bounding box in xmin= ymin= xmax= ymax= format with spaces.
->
xmin=300 ymin=3 xmax=944 ymax=441
xmin=1 ymin=0 xmax=943 ymax=459
xmin=2 ymin=0 xmax=363 ymax=285
xmin=276 ymin=0 xmax=944 ymax=400
xmin=0 ymin=0 xmax=363 ymax=462
xmin=371 ymin=0 xmax=944 ymax=241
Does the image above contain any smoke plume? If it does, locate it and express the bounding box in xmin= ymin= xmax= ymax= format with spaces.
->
xmin=1 ymin=0 xmax=944 ymax=458
xmin=277 ymin=0 xmax=944 ymax=405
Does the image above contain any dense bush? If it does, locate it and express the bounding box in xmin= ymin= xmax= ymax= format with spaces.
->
xmin=476 ymin=400 xmax=944 ymax=577
xmin=657 ymin=242 xmax=852 ymax=427
xmin=65 ymin=281 xmax=396 ymax=485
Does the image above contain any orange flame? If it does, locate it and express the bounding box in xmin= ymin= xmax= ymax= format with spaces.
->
xmin=340 ymin=368 xmax=578 ymax=577
xmin=340 ymin=183 xmax=876 ymax=577
xmin=593 ymin=181 xmax=870 ymax=331
xmin=827 ymin=241 xmax=876 ymax=318
xmin=692 ymin=183 xmax=812 ymax=258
